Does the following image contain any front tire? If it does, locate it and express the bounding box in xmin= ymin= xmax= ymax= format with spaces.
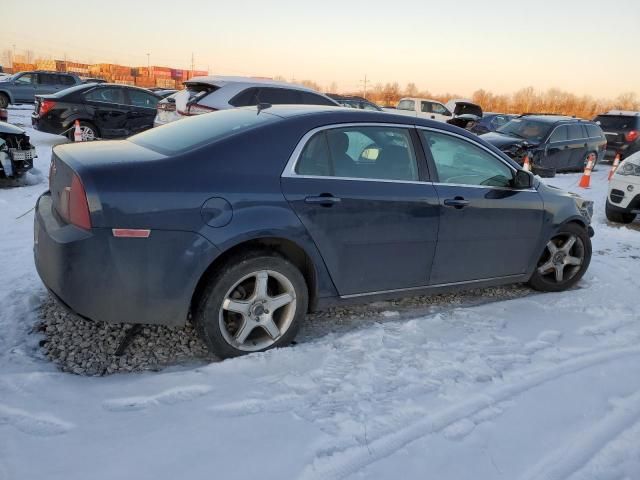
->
xmin=0 ymin=93 xmax=8 ymax=108
xmin=529 ymin=223 xmax=592 ymax=292
xmin=606 ymin=201 xmax=636 ymax=224
xmin=195 ymin=253 xmax=308 ymax=359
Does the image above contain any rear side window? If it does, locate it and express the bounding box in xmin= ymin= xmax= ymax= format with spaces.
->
xmin=229 ymin=88 xmax=258 ymax=107
xmin=568 ymin=123 xmax=585 ymax=140
xmin=129 ymin=108 xmax=277 ymax=154
xmin=586 ymin=124 xmax=603 ymax=138
xmin=59 ymin=75 xmax=76 ymax=86
xmin=420 ymin=101 xmax=431 ymax=113
xmin=549 ymin=125 xmax=568 ymax=142
xmin=397 ymin=99 xmax=415 ymax=111
xmin=84 ymin=87 xmax=125 ymax=104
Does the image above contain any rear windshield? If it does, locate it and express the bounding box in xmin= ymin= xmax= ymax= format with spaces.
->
xmin=129 ymin=108 xmax=278 ymax=154
xmin=594 ymin=115 xmax=640 ymax=130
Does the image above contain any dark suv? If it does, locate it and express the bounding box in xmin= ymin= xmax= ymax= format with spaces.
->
xmin=0 ymin=71 xmax=81 ymax=107
xmin=593 ymin=111 xmax=640 ymax=160
xmin=481 ymin=115 xmax=606 ymax=174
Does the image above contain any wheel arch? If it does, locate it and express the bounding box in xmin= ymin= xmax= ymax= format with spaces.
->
xmin=0 ymin=89 xmax=13 ymax=104
xmin=190 ymin=236 xmax=320 ymax=317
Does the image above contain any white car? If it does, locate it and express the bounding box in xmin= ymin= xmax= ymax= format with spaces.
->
xmin=389 ymin=97 xmax=453 ymax=122
xmin=154 ymin=76 xmax=338 ymax=127
xmin=606 ymin=151 xmax=640 ymax=224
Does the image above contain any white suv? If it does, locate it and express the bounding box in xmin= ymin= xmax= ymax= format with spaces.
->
xmin=606 ymin=151 xmax=640 ymax=224
xmin=154 ymin=76 xmax=337 ymax=126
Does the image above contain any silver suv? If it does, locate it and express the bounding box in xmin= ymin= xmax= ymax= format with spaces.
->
xmin=154 ymin=76 xmax=338 ymax=126
xmin=0 ymin=71 xmax=82 ymax=107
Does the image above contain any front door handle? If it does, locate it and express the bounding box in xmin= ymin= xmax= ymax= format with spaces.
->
xmin=305 ymin=194 xmax=341 ymax=207
xmin=443 ymin=197 xmax=470 ymax=209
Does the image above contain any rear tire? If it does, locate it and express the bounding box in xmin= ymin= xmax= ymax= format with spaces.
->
xmin=195 ymin=252 xmax=308 ymax=359
xmin=606 ymin=201 xmax=636 ymax=224
xmin=0 ymin=93 xmax=9 ymax=108
xmin=529 ymin=223 xmax=591 ymax=292
xmin=68 ymin=120 xmax=99 ymax=141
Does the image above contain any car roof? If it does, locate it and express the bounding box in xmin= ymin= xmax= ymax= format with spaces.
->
xmin=185 ymin=75 xmax=318 ymax=92
xmin=399 ymin=97 xmax=442 ymax=103
xmin=600 ymin=110 xmax=640 ymax=116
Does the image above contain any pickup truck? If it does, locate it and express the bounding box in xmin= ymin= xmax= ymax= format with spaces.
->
xmin=0 ymin=71 xmax=82 ymax=108
xmin=388 ymin=97 xmax=483 ymax=129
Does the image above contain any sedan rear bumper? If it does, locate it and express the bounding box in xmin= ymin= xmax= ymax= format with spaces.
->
xmin=34 ymin=192 xmax=220 ymax=326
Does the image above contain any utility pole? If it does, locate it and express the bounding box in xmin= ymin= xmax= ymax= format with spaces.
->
xmin=191 ymin=52 xmax=194 ymax=76
xmin=360 ymin=74 xmax=369 ymax=99
xmin=11 ymin=44 xmax=16 ymax=67
xmin=146 ymin=53 xmax=150 ymax=75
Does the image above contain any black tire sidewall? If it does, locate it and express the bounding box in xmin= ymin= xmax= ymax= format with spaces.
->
xmin=606 ymin=201 xmax=636 ymax=224
xmin=195 ymin=253 xmax=308 ymax=359
xmin=529 ymin=223 xmax=592 ymax=292
xmin=0 ymin=93 xmax=8 ymax=108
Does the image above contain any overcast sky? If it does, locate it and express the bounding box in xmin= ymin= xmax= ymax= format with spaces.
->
xmin=2 ymin=0 xmax=639 ymax=98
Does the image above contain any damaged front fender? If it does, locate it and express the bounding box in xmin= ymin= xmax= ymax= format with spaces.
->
xmin=0 ymin=121 xmax=37 ymax=179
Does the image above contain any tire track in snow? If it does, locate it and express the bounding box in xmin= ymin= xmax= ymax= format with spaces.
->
xmin=102 ymin=384 xmax=213 ymax=412
xmin=0 ymin=404 xmax=73 ymax=436
xmin=297 ymin=346 xmax=640 ymax=480
xmin=518 ymin=390 xmax=640 ymax=480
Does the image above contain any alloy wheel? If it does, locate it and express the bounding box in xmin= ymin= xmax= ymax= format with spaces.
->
xmin=218 ymin=270 xmax=297 ymax=351
xmin=536 ymin=234 xmax=585 ymax=283
xmin=81 ymin=126 xmax=96 ymax=141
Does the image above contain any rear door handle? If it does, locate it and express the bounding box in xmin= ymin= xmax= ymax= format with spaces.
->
xmin=443 ymin=197 xmax=470 ymax=209
xmin=305 ymin=194 xmax=341 ymax=206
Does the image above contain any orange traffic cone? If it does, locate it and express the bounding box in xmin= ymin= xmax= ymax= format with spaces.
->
xmin=578 ymin=154 xmax=595 ymax=188
xmin=608 ymin=153 xmax=621 ymax=181
xmin=74 ymin=120 xmax=83 ymax=142
xmin=522 ymin=154 xmax=531 ymax=172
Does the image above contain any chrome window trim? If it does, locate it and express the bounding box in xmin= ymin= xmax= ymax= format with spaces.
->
xmin=340 ymin=274 xmax=525 ymax=299
xmin=282 ymin=122 xmax=537 ymax=192
xmin=547 ymin=124 xmax=593 ymax=143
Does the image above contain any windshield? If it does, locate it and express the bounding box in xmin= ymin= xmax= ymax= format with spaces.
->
xmin=129 ymin=108 xmax=278 ymax=154
xmin=497 ymin=118 xmax=552 ymax=142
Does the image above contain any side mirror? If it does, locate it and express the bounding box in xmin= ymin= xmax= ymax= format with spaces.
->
xmin=513 ymin=170 xmax=533 ymax=189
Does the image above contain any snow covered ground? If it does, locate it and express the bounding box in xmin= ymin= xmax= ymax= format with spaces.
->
xmin=1 ymin=106 xmax=639 ymax=480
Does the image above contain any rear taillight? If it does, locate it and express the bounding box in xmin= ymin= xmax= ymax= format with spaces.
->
xmin=625 ymin=130 xmax=639 ymax=142
xmin=39 ymin=99 xmax=56 ymax=116
xmin=185 ymin=104 xmax=217 ymax=115
xmin=59 ymin=173 xmax=91 ymax=230
xmin=157 ymin=102 xmax=176 ymax=112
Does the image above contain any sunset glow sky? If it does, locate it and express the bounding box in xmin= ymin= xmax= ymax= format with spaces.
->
xmin=2 ymin=0 xmax=639 ymax=98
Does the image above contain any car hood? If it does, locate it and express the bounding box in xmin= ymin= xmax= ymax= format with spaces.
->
xmin=0 ymin=121 xmax=26 ymax=135
xmin=481 ymin=131 xmax=531 ymax=149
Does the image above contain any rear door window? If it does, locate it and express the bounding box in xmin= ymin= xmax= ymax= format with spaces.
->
xmin=296 ymin=126 xmax=419 ymax=181
xmin=38 ymin=73 xmax=58 ymax=85
xmin=127 ymin=89 xmax=159 ymax=108
xmin=420 ymin=101 xmax=431 ymax=113
xmin=257 ymin=87 xmax=302 ymax=104
xmin=59 ymin=75 xmax=76 ymax=86
xmin=229 ymin=88 xmax=259 ymax=107
xmin=300 ymin=91 xmax=336 ymax=106
xmin=431 ymin=103 xmax=449 ymax=115
xmin=84 ymin=87 xmax=126 ymax=104
xmin=568 ymin=123 xmax=585 ymax=140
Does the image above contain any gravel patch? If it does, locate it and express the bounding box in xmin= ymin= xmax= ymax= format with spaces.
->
xmin=37 ymin=284 xmax=531 ymax=376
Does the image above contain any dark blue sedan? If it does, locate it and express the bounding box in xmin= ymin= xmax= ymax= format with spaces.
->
xmin=34 ymin=106 xmax=594 ymax=358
